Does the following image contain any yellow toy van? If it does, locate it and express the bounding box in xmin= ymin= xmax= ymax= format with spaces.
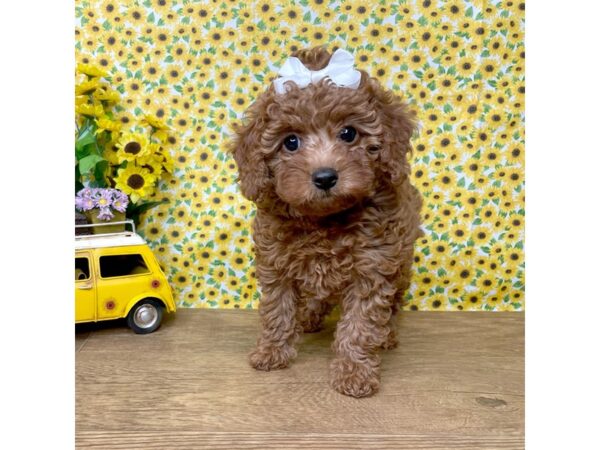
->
xmin=75 ymin=220 xmax=176 ymax=334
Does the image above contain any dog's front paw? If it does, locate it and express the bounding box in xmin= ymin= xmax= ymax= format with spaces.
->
xmin=329 ymin=357 xmax=380 ymax=398
xmin=249 ymin=344 xmax=296 ymax=371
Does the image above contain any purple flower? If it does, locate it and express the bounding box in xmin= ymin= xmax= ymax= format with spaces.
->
xmin=75 ymin=187 xmax=129 ymax=215
xmin=96 ymin=207 xmax=114 ymax=221
xmin=75 ymin=194 xmax=95 ymax=211
xmin=96 ymin=189 xmax=113 ymax=209
xmin=79 ymin=187 xmax=94 ymax=198
xmin=111 ymin=192 xmax=129 ymax=213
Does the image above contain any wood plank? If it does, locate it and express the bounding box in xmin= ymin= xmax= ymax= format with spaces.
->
xmin=76 ymin=309 xmax=524 ymax=449
xmin=76 ymin=431 xmax=524 ymax=449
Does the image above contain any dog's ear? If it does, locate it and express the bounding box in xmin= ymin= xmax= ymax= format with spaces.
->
xmin=229 ymin=94 xmax=272 ymax=202
xmin=363 ymin=76 xmax=418 ymax=184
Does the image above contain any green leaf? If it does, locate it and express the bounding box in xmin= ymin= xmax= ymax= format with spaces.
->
xmin=76 ymin=126 xmax=96 ymax=152
xmin=78 ymin=154 xmax=104 ymax=175
xmin=93 ymin=160 xmax=109 ymax=187
xmin=466 ymin=6 xmax=473 ymax=17
xmin=75 ymin=166 xmax=84 ymax=193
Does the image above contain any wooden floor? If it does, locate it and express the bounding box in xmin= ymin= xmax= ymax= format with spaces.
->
xmin=76 ymin=309 xmax=524 ymax=449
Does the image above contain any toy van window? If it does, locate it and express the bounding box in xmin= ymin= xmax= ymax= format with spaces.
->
xmin=75 ymin=257 xmax=90 ymax=281
xmin=99 ymin=254 xmax=150 ymax=278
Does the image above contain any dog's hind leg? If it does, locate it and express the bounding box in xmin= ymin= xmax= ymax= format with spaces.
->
xmin=296 ymin=298 xmax=334 ymax=333
xmin=381 ymin=242 xmax=417 ymax=350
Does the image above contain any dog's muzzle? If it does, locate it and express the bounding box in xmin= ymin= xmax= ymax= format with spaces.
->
xmin=312 ymin=168 xmax=338 ymax=191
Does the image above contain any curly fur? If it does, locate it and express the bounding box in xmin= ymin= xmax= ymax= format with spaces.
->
xmin=230 ymin=47 xmax=423 ymax=398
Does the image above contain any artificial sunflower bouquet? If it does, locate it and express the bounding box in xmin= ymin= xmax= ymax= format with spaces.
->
xmin=75 ymin=63 xmax=173 ymax=224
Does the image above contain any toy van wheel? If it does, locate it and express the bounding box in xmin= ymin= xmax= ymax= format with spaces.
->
xmin=127 ymin=299 xmax=164 ymax=334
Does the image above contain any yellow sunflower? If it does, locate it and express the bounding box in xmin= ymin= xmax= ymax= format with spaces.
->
xmin=405 ymin=49 xmax=427 ymax=72
xmin=231 ymin=253 xmax=250 ymax=271
xmin=138 ymin=149 xmax=164 ymax=177
xmin=436 ymin=170 xmax=458 ymax=189
xmin=481 ymin=57 xmax=501 ymax=79
xmin=476 ymin=274 xmax=497 ymax=293
xmin=434 ymin=132 xmax=454 ymax=153
xmin=116 ymin=132 xmax=150 ymax=163
xmin=93 ymin=86 xmax=120 ymax=104
xmin=234 ymin=235 xmax=250 ymax=250
xmin=75 ymin=78 xmax=100 ymax=95
xmin=479 ymin=205 xmax=500 ymax=224
xmin=426 ymin=297 xmax=445 ymax=310
xmin=456 ymin=55 xmax=478 ymax=78
xmin=505 ymin=145 xmax=523 ymax=165
xmin=76 ymin=101 xmax=104 ymax=118
xmin=449 ymin=222 xmax=471 ymax=244
xmin=432 ymin=93 xmax=448 ymax=108
xmin=77 ymin=63 xmax=108 ymax=78
xmin=143 ymin=114 xmax=170 ymax=131
xmin=445 ymin=0 xmax=464 ymax=17
xmin=166 ymin=224 xmax=186 ymax=242
xmin=211 ymin=266 xmax=229 ymax=285
xmin=165 ymin=64 xmax=184 ymax=83
xmin=462 ymin=292 xmax=482 ymax=310
xmin=114 ymin=165 xmax=157 ymax=203
xmin=472 ymin=225 xmax=493 ymax=246
xmin=103 ymin=139 xmax=121 ymax=166
xmin=95 ymin=116 xmax=121 ymax=134
xmin=505 ymin=167 xmax=523 ymax=189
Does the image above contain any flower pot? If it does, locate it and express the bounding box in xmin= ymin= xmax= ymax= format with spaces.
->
xmin=84 ymin=210 xmax=126 ymax=234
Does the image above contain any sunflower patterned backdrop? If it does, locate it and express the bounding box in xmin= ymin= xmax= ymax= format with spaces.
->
xmin=75 ymin=0 xmax=525 ymax=311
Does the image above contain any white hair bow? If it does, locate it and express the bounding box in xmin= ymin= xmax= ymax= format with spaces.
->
xmin=273 ymin=49 xmax=362 ymax=94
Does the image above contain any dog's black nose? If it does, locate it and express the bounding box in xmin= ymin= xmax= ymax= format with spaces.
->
xmin=312 ymin=168 xmax=338 ymax=190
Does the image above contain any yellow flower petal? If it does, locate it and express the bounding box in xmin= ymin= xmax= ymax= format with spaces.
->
xmin=75 ymin=78 xmax=100 ymax=95
xmin=77 ymin=63 xmax=108 ymax=78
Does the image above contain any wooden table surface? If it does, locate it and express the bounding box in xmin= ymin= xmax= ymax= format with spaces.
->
xmin=76 ymin=309 xmax=524 ymax=449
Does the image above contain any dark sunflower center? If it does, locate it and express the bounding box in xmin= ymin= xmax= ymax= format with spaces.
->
xmin=124 ymin=142 xmax=141 ymax=155
xmin=127 ymin=174 xmax=145 ymax=189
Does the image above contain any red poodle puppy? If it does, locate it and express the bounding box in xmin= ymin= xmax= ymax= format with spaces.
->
xmin=230 ymin=47 xmax=422 ymax=398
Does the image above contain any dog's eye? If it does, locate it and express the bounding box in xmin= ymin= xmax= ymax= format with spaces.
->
xmin=283 ymin=134 xmax=300 ymax=152
xmin=339 ymin=126 xmax=357 ymax=143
